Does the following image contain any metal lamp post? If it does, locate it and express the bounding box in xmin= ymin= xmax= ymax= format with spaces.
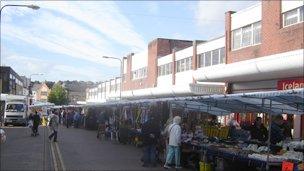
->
xmin=102 ymin=56 xmax=125 ymax=100
xmin=0 ymin=4 xmax=39 ymax=126
xmin=0 ymin=4 xmax=40 ymax=66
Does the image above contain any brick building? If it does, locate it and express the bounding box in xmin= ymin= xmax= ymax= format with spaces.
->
xmin=86 ymin=1 xmax=303 ymax=137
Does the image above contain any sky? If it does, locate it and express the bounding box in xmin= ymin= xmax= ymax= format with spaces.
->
xmin=1 ymin=1 xmax=257 ymax=82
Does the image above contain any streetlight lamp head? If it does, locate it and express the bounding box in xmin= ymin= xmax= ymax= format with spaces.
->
xmin=28 ymin=5 xmax=40 ymax=10
xmin=102 ymin=56 xmax=110 ymax=59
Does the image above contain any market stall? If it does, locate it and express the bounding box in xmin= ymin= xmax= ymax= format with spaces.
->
xmin=169 ymin=88 xmax=304 ymax=171
xmin=84 ymin=88 xmax=303 ymax=170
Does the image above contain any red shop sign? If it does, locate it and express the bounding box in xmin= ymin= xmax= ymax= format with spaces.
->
xmin=277 ymin=78 xmax=304 ymax=90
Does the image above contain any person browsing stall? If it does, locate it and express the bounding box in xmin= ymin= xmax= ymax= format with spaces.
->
xmin=164 ymin=116 xmax=182 ymax=170
xmin=250 ymin=117 xmax=268 ymax=142
xmin=270 ymin=115 xmax=285 ymax=145
xmin=141 ymin=116 xmax=160 ymax=167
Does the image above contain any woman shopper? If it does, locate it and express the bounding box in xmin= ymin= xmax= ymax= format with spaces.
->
xmin=32 ymin=111 xmax=41 ymax=136
xmin=49 ymin=111 xmax=59 ymax=142
xmin=164 ymin=116 xmax=182 ymax=170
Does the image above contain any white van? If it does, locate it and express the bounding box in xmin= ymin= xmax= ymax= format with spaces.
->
xmin=2 ymin=94 xmax=28 ymax=126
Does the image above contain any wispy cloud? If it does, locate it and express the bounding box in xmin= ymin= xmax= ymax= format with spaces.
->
xmin=194 ymin=1 xmax=257 ymax=39
xmin=3 ymin=51 xmax=105 ymax=82
xmin=38 ymin=1 xmax=147 ymax=51
xmin=2 ymin=1 xmax=147 ymax=68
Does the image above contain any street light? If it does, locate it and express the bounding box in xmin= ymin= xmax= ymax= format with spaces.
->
xmin=102 ymin=56 xmax=125 ymax=100
xmin=0 ymin=4 xmax=40 ymax=66
xmin=0 ymin=4 xmax=39 ymax=126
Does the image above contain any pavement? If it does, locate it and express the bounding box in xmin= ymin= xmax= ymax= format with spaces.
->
xmin=1 ymin=125 xmax=191 ymax=171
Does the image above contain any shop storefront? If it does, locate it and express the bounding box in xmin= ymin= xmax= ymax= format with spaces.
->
xmin=277 ymin=78 xmax=304 ymax=139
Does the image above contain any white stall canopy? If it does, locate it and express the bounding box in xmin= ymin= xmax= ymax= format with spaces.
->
xmin=87 ymin=88 xmax=304 ymax=116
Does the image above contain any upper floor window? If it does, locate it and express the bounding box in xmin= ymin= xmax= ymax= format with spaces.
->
xmin=158 ymin=63 xmax=172 ymax=76
xmin=283 ymin=6 xmax=304 ymax=27
xmin=232 ymin=21 xmax=261 ymax=50
xmin=132 ymin=67 xmax=147 ymax=80
xmin=41 ymin=91 xmax=48 ymax=96
xmin=198 ymin=47 xmax=225 ymax=68
xmin=176 ymin=57 xmax=192 ymax=73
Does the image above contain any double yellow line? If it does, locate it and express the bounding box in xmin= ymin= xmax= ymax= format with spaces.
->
xmin=48 ymin=128 xmax=66 ymax=171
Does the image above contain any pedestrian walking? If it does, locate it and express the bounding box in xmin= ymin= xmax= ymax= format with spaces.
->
xmin=49 ymin=111 xmax=59 ymax=142
xmin=32 ymin=111 xmax=41 ymax=136
xmin=65 ymin=111 xmax=70 ymax=128
xmin=163 ymin=116 xmax=182 ymax=169
xmin=28 ymin=112 xmax=34 ymax=135
xmin=141 ymin=115 xmax=160 ymax=167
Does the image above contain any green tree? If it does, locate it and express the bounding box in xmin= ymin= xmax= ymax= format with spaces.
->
xmin=48 ymin=83 xmax=69 ymax=105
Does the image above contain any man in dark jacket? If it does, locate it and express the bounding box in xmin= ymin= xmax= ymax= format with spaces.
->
xmin=32 ymin=111 xmax=41 ymax=136
xmin=141 ymin=116 xmax=160 ymax=167
xmin=250 ymin=117 xmax=268 ymax=142
xmin=270 ymin=115 xmax=285 ymax=145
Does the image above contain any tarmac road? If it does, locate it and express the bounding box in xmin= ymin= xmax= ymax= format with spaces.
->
xmin=0 ymin=126 xmax=53 ymax=171
xmin=1 ymin=125 xmax=190 ymax=171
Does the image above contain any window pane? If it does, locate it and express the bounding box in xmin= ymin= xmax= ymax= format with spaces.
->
xmin=284 ymin=8 xmax=298 ymax=26
xmin=232 ymin=29 xmax=241 ymax=50
xmin=198 ymin=53 xmax=204 ymax=68
xmin=212 ymin=49 xmax=219 ymax=65
xmin=185 ymin=58 xmax=190 ymax=70
xmin=180 ymin=59 xmax=185 ymax=72
xmin=253 ymin=21 xmax=261 ymax=44
xmin=205 ymin=51 xmax=211 ymax=67
xmin=242 ymin=25 xmax=252 ymax=47
xmin=165 ymin=64 xmax=169 ymax=75
xmin=176 ymin=61 xmax=180 ymax=72
xmin=220 ymin=47 xmax=225 ymax=64
xmin=158 ymin=66 xmax=161 ymax=76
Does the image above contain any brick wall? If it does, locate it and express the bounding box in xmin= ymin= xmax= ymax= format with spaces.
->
xmin=123 ymin=38 xmax=193 ymax=90
xmin=226 ymin=1 xmax=304 ymax=64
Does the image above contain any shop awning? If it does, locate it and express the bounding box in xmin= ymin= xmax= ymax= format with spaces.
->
xmin=86 ymin=88 xmax=304 ymax=116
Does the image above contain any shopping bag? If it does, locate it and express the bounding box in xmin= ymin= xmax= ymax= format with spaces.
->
xmin=28 ymin=120 xmax=33 ymax=128
xmin=282 ymin=161 xmax=294 ymax=171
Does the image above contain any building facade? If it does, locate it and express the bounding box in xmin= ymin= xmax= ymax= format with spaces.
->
xmin=0 ymin=66 xmax=25 ymax=96
xmin=86 ymin=0 xmax=304 ymax=137
xmin=32 ymin=82 xmax=51 ymax=103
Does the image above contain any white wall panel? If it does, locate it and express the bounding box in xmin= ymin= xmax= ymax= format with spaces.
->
xmin=175 ymin=46 xmax=193 ymax=61
xmin=158 ymin=54 xmax=173 ymax=66
xmin=282 ymin=0 xmax=304 ymax=13
xmin=157 ymin=75 xmax=173 ymax=87
xmin=197 ymin=37 xmax=225 ymax=54
xmin=175 ymin=71 xmax=193 ymax=85
xmin=231 ymin=2 xmax=261 ymax=30
xmin=131 ymin=50 xmax=148 ymax=71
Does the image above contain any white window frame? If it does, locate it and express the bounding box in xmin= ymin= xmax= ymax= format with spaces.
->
xmin=283 ymin=6 xmax=304 ymax=28
xmin=219 ymin=47 xmax=225 ymax=64
xmin=253 ymin=22 xmax=261 ymax=45
xmin=204 ymin=51 xmax=212 ymax=67
xmin=232 ymin=21 xmax=262 ymax=51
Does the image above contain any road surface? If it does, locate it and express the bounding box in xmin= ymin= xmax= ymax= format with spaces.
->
xmin=1 ymin=125 xmax=190 ymax=171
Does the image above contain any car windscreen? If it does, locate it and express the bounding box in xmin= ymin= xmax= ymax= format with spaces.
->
xmin=6 ymin=104 xmax=25 ymax=112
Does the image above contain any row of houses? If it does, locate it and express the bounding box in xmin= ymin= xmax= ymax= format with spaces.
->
xmin=86 ymin=0 xmax=304 ymax=103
